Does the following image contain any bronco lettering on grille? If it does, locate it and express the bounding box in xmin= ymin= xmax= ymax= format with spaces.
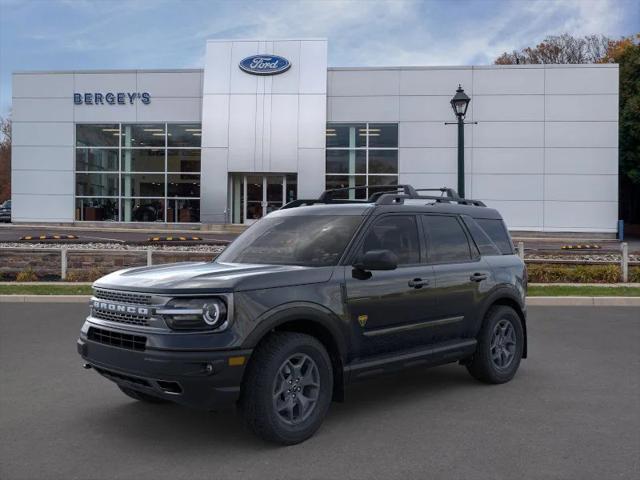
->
xmin=92 ymin=300 xmax=149 ymax=317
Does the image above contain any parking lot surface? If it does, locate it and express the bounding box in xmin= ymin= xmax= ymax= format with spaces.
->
xmin=1 ymin=304 xmax=638 ymax=480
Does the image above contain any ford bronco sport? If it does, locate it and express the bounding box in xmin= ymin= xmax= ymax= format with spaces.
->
xmin=78 ymin=185 xmax=527 ymax=444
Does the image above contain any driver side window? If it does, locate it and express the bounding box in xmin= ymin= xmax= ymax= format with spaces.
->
xmin=360 ymin=215 xmax=420 ymax=265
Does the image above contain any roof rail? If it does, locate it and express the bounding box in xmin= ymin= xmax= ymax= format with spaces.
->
xmin=281 ymin=184 xmax=486 ymax=210
xmin=317 ymin=184 xmax=418 ymax=202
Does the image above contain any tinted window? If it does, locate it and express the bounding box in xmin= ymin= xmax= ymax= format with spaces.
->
xmin=423 ymin=215 xmax=472 ymax=263
xmin=462 ymin=216 xmax=501 ymax=256
xmin=476 ymin=218 xmax=513 ymax=254
xmin=217 ymin=215 xmax=363 ymax=267
xmin=360 ymin=216 xmax=420 ymax=265
xmin=76 ymin=124 xmax=120 ymax=147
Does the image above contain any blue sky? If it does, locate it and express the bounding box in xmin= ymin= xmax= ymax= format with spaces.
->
xmin=1 ymin=0 xmax=638 ymax=116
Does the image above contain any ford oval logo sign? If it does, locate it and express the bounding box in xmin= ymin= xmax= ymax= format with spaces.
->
xmin=239 ymin=55 xmax=291 ymax=75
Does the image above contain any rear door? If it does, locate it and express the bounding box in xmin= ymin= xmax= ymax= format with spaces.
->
xmin=421 ymin=214 xmax=492 ymax=340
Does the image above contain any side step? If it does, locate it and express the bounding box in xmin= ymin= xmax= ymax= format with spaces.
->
xmin=344 ymin=338 xmax=477 ymax=382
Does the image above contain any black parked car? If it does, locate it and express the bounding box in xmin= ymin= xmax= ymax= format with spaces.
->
xmin=0 ymin=199 xmax=10 ymax=222
xmin=78 ymin=185 xmax=527 ymax=444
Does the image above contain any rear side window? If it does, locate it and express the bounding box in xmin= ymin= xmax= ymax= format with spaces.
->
xmin=475 ymin=218 xmax=514 ymax=255
xmin=462 ymin=216 xmax=502 ymax=256
xmin=422 ymin=215 xmax=472 ymax=263
xmin=359 ymin=215 xmax=420 ymax=265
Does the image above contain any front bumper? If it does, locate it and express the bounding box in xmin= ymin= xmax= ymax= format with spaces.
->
xmin=77 ymin=333 xmax=252 ymax=410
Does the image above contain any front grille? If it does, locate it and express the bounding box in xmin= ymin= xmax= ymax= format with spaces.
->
xmin=93 ymin=288 xmax=152 ymax=305
xmin=88 ymin=327 xmax=146 ymax=351
xmin=93 ymin=366 xmax=151 ymax=387
xmin=92 ymin=309 xmax=150 ymax=327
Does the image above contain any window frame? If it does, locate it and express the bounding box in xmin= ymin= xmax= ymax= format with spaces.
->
xmin=74 ymin=122 xmax=202 ymax=223
xmin=421 ymin=213 xmax=481 ymax=265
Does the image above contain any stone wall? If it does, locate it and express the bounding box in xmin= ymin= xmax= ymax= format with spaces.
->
xmin=0 ymin=248 xmax=217 ymax=281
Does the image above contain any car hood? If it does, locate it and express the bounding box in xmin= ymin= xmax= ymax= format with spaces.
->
xmin=93 ymin=261 xmax=335 ymax=294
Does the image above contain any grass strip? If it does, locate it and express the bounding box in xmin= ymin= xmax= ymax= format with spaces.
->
xmin=0 ymin=284 xmax=93 ymax=295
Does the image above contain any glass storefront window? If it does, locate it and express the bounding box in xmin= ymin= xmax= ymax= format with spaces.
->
xmin=168 ymin=124 xmax=202 ymax=147
xmin=76 ymin=173 xmax=118 ymax=197
xmin=368 ymin=123 xmax=398 ymax=148
xmin=326 ymin=150 xmax=366 ymax=174
xmin=76 ymin=124 xmax=120 ymax=147
xmin=167 ymin=149 xmax=200 ymax=172
xmin=167 ymin=174 xmax=200 ymax=197
xmin=325 ymin=175 xmax=367 ymax=199
xmin=167 ymin=199 xmax=200 ymax=223
xmin=75 ymin=198 xmax=118 ymax=221
xmin=369 ymin=150 xmax=398 ymax=174
xmin=75 ymin=148 xmax=118 ymax=171
xmin=326 ymin=123 xmax=399 ymax=197
xmin=121 ymin=124 xmax=165 ymax=147
xmin=75 ymin=123 xmax=202 ymax=223
xmin=121 ymin=149 xmax=165 ymax=172
xmin=121 ymin=198 xmax=165 ymax=222
xmin=121 ymin=174 xmax=165 ymax=197
xmin=326 ymin=123 xmax=366 ymax=148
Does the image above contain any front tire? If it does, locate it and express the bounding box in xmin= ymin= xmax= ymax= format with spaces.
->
xmin=240 ymin=332 xmax=333 ymax=445
xmin=466 ymin=305 xmax=524 ymax=384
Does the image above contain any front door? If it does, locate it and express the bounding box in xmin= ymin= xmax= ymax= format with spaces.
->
xmin=230 ymin=174 xmax=297 ymax=224
xmin=344 ymin=214 xmax=439 ymax=358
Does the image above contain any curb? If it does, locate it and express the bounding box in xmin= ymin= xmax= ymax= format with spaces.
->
xmin=1 ymin=295 xmax=639 ymax=306
xmin=529 ymin=283 xmax=640 ymax=287
xmin=526 ymin=296 xmax=640 ymax=306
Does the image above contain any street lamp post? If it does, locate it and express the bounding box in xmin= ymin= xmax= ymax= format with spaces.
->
xmin=446 ymin=85 xmax=473 ymax=198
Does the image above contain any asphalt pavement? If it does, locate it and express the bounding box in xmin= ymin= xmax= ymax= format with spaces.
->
xmin=1 ymin=304 xmax=638 ymax=480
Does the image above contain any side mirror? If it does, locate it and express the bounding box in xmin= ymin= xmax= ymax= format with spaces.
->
xmin=354 ymin=249 xmax=398 ymax=271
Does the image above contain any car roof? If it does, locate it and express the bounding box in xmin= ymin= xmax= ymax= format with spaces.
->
xmin=272 ymin=201 xmax=503 ymax=220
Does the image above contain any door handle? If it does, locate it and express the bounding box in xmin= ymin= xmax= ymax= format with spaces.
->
xmin=408 ymin=278 xmax=430 ymax=289
xmin=470 ymin=273 xmax=488 ymax=282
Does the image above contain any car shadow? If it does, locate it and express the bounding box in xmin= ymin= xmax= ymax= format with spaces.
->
xmin=76 ymin=363 xmax=480 ymax=451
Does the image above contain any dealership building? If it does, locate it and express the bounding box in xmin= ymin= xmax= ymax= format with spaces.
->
xmin=11 ymin=39 xmax=619 ymax=232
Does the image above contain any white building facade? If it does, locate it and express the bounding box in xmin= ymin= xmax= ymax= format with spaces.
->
xmin=11 ymin=38 xmax=619 ymax=232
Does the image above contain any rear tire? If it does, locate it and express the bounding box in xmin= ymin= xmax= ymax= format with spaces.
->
xmin=240 ymin=332 xmax=333 ymax=445
xmin=466 ymin=305 xmax=524 ymax=384
xmin=118 ymin=385 xmax=168 ymax=404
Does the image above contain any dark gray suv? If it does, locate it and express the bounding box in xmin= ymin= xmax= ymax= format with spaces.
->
xmin=78 ymin=185 xmax=527 ymax=444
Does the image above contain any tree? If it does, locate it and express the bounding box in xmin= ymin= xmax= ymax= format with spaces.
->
xmin=495 ymin=34 xmax=611 ymax=65
xmin=601 ymin=35 xmax=640 ymax=224
xmin=0 ymin=116 xmax=10 ymax=202
xmin=495 ymin=33 xmax=640 ymax=225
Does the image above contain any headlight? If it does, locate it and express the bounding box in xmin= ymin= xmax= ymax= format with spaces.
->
xmin=157 ymin=297 xmax=228 ymax=331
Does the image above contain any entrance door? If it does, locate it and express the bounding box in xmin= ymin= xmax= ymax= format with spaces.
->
xmin=230 ymin=174 xmax=296 ymax=224
xmin=245 ymin=175 xmax=264 ymax=224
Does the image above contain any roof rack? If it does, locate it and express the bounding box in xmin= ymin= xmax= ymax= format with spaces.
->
xmin=281 ymin=184 xmax=486 ymax=210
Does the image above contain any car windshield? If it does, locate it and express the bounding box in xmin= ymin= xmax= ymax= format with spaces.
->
xmin=0 ymin=200 xmax=9 ymax=208
xmin=217 ymin=215 xmax=363 ymax=267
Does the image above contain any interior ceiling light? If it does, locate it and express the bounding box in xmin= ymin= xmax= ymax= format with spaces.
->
xmin=102 ymin=128 xmax=120 ymax=132
xmin=143 ymin=128 xmax=164 ymax=132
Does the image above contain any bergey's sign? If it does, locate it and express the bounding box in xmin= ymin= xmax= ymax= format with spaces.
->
xmin=239 ymin=55 xmax=291 ymax=75
xmin=74 ymin=92 xmax=151 ymax=105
